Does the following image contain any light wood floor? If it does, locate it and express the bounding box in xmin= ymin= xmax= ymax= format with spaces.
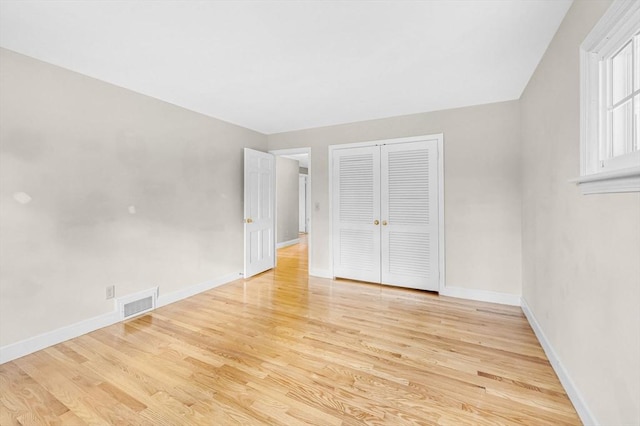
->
xmin=1 ymin=235 xmax=580 ymax=425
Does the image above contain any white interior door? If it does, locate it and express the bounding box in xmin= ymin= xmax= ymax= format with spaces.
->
xmin=381 ymin=141 xmax=439 ymax=291
xmin=299 ymin=175 xmax=307 ymax=233
xmin=244 ymin=148 xmax=275 ymax=278
xmin=305 ymin=174 xmax=311 ymax=233
xmin=332 ymin=146 xmax=381 ymax=283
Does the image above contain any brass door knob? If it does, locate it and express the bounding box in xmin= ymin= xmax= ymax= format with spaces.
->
xmin=245 ymin=218 xmax=253 ymax=223
xmin=374 ymin=220 xmax=379 ymax=225
xmin=382 ymin=220 xmax=388 ymax=226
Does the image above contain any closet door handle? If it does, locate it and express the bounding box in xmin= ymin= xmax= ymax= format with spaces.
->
xmin=374 ymin=220 xmax=379 ymax=225
xmin=382 ymin=221 xmax=388 ymax=226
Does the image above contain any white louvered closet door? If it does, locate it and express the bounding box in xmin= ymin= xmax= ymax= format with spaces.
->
xmin=381 ymin=141 xmax=439 ymax=291
xmin=332 ymin=146 xmax=381 ymax=283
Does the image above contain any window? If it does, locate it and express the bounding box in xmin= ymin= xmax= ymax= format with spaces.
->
xmin=578 ymin=0 xmax=640 ymax=194
xmin=603 ymin=33 xmax=639 ymax=168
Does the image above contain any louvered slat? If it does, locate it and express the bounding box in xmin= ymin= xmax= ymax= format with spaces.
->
xmin=339 ymin=154 xmax=374 ymax=223
xmin=388 ymin=232 xmax=430 ymax=276
xmin=340 ymin=229 xmax=377 ymax=271
xmin=387 ymin=149 xmax=430 ymax=226
xmin=332 ymin=146 xmax=381 ymax=283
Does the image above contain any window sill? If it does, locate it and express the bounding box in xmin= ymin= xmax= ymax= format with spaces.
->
xmin=570 ymin=166 xmax=640 ymax=195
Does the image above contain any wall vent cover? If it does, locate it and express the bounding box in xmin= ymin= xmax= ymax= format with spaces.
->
xmin=117 ymin=287 xmax=158 ymax=320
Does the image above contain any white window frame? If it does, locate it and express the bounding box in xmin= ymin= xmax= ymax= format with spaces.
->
xmin=576 ymin=0 xmax=640 ymax=194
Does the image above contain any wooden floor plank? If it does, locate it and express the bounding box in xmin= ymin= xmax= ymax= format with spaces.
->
xmin=0 ymin=234 xmax=581 ymax=424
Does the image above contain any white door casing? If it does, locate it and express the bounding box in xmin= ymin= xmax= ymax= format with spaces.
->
xmin=332 ymin=145 xmax=381 ymax=283
xmin=244 ymin=148 xmax=275 ymax=278
xmin=330 ymin=135 xmax=442 ymax=291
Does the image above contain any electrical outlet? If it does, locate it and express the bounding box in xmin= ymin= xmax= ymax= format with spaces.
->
xmin=106 ymin=285 xmax=115 ymax=300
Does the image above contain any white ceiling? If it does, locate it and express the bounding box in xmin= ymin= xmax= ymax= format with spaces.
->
xmin=0 ymin=0 xmax=572 ymax=134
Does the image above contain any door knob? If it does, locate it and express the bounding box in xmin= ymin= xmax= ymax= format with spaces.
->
xmin=374 ymin=220 xmax=379 ymax=225
xmin=245 ymin=218 xmax=253 ymax=223
xmin=382 ymin=220 xmax=388 ymax=226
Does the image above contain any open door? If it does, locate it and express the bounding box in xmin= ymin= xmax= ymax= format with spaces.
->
xmin=299 ymin=174 xmax=308 ymax=233
xmin=244 ymin=148 xmax=276 ymax=278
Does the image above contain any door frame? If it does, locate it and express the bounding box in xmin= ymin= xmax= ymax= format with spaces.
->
xmin=269 ymin=147 xmax=312 ymax=273
xmin=328 ymin=134 xmax=445 ymax=292
xmin=299 ymin=174 xmax=310 ymax=233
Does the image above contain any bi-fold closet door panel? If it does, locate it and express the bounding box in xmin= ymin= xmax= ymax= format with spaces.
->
xmin=381 ymin=141 xmax=439 ymax=291
xmin=332 ymin=146 xmax=381 ymax=283
xmin=332 ymin=140 xmax=439 ymax=291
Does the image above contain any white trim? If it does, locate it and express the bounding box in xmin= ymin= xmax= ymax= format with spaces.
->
xmin=329 ymin=135 xmax=440 ymax=152
xmin=328 ymin=133 xmax=445 ymax=292
xmin=269 ymin=148 xmax=312 ymax=156
xmin=570 ymin=164 xmax=640 ymax=183
xmin=437 ymin=136 xmax=445 ymax=292
xmin=0 ymin=310 xmax=119 ymax=364
xmin=577 ymin=175 xmax=640 ymax=194
xmin=328 ymin=146 xmax=334 ymax=278
xmin=439 ymin=286 xmax=520 ymax=306
xmin=0 ymin=272 xmax=241 ymax=364
xmin=580 ymin=47 xmax=600 ymax=176
xmin=570 ymin=165 xmax=640 ymax=194
xmin=309 ymin=268 xmax=332 ymax=279
xmin=156 ymin=272 xmax=240 ymax=308
xmin=276 ymin=238 xmax=300 ymax=249
xmin=581 ymin=0 xmax=640 ymax=58
xmin=521 ymin=298 xmax=598 ymax=426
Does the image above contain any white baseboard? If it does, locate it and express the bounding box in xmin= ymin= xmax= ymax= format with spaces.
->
xmin=520 ymin=298 xmax=597 ymax=426
xmin=0 ymin=272 xmax=242 ymax=365
xmin=276 ymin=238 xmax=300 ymax=249
xmin=156 ymin=272 xmax=241 ymax=308
xmin=439 ymin=285 xmax=521 ymax=306
xmin=0 ymin=310 xmax=120 ymax=364
xmin=309 ymin=268 xmax=332 ymax=279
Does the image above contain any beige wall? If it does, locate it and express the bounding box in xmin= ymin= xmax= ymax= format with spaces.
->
xmin=520 ymin=1 xmax=640 ymax=424
xmin=276 ymin=156 xmax=299 ymax=244
xmin=2 ymin=6 xmax=637 ymax=421
xmin=0 ymin=48 xmax=267 ymax=346
xmin=268 ymin=101 xmax=522 ymax=295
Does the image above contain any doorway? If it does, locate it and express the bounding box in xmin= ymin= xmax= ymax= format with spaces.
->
xmin=269 ymin=148 xmax=312 ymax=273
